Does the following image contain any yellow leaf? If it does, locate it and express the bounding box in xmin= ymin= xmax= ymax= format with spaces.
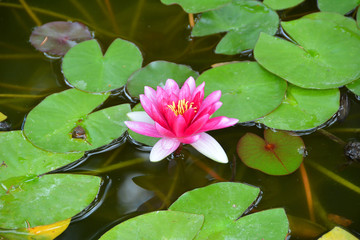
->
xmin=0 ymin=112 xmax=7 ymax=122
xmin=318 ymin=226 xmax=358 ymax=240
xmin=28 ymin=218 xmax=71 ymax=239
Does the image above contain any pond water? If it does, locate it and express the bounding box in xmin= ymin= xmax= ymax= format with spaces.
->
xmin=0 ymin=0 xmax=359 ymax=239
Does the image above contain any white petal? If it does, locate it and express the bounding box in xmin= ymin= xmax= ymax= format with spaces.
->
xmin=190 ymin=132 xmax=228 ymax=163
xmin=150 ymin=138 xmax=180 ymax=162
xmin=127 ymin=111 xmax=154 ymax=124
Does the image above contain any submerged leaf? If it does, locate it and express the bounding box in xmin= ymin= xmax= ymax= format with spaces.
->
xmin=237 ymin=129 xmax=305 ymax=175
xmin=30 ymin=21 xmax=93 ymax=56
xmin=160 ymin=0 xmax=231 ymax=13
xmin=318 ymin=226 xmax=358 ymax=240
xmin=0 ymin=112 xmax=7 ymax=122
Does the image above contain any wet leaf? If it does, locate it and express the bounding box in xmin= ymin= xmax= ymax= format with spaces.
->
xmin=99 ymin=211 xmax=204 ymax=240
xmin=346 ymin=78 xmax=360 ymax=96
xmin=263 ymin=0 xmax=305 ymax=10
xmin=257 ymin=84 xmax=340 ymax=131
xmin=237 ymin=129 xmax=305 ymax=175
xmin=196 ymin=61 xmax=287 ymax=122
xmin=318 ymin=226 xmax=358 ymax=240
xmin=126 ymin=61 xmax=198 ymax=98
xmin=0 ymin=112 xmax=7 ymax=122
xmin=30 ymin=21 xmax=93 ymax=56
xmin=24 ymin=89 xmax=130 ymax=153
xmin=62 ymin=38 xmax=143 ymax=93
xmin=254 ymin=12 xmax=360 ymax=89
xmin=192 ymin=0 xmax=279 ymax=54
xmin=317 ymin=0 xmax=359 ymax=15
xmin=160 ymin=0 xmax=231 ymax=13
xmin=27 ymin=218 xmax=71 ymax=239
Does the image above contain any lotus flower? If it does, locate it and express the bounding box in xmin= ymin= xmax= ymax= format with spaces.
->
xmin=125 ymin=77 xmax=238 ymax=163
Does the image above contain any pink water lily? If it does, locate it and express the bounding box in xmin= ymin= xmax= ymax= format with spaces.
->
xmin=125 ymin=77 xmax=238 ymax=163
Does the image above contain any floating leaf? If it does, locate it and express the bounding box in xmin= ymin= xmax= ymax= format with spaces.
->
xmin=126 ymin=60 xmax=198 ymax=98
xmin=62 ymin=38 xmax=143 ymax=93
xmin=237 ymin=129 xmax=305 ymax=175
xmin=263 ymin=0 xmax=305 ymax=10
xmin=30 ymin=21 xmax=93 ymax=56
xmin=318 ymin=226 xmax=358 ymax=240
xmin=99 ymin=211 xmax=204 ymax=240
xmin=0 ymin=112 xmax=6 ymax=122
xmin=24 ymin=89 xmax=130 ymax=153
xmin=192 ymin=0 xmax=279 ymax=55
xmin=169 ymin=182 xmax=288 ymax=239
xmin=196 ymin=61 xmax=287 ymax=122
xmin=317 ymin=0 xmax=359 ymax=15
xmin=346 ymin=78 xmax=360 ymax=96
xmin=160 ymin=0 xmax=231 ymax=13
xmin=257 ymin=84 xmax=340 ymax=131
xmin=254 ymin=12 xmax=360 ymax=89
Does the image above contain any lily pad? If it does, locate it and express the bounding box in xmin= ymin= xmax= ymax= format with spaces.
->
xmin=160 ymin=0 xmax=231 ymax=13
xmin=169 ymin=182 xmax=289 ymax=239
xmin=99 ymin=211 xmax=204 ymax=240
xmin=62 ymin=38 xmax=143 ymax=93
xmin=30 ymin=21 xmax=93 ymax=56
xmin=257 ymin=84 xmax=340 ymax=131
xmin=0 ymin=112 xmax=6 ymax=122
xmin=318 ymin=0 xmax=359 ymax=15
xmin=126 ymin=60 xmax=198 ymax=98
xmin=24 ymin=88 xmax=131 ymax=153
xmin=254 ymin=12 xmax=360 ymax=89
xmin=0 ymin=131 xmax=83 ymax=183
xmin=0 ymin=173 xmax=101 ymax=229
xmin=318 ymin=226 xmax=358 ymax=240
xmin=346 ymin=78 xmax=360 ymax=96
xmin=237 ymin=129 xmax=305 ymax=175
xmin=196 ymin=61 xmax=287 ymax=123
xmin=192 ymin=0 xmax=279 ymax=55
xmin=263 ymin=0 xmax=305 ymax=10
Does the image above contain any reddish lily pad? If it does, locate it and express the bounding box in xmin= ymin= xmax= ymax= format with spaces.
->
xmin=30 ymin=21 xmax=93 ymax=56
xmin=237 ymin=129 xmax=305 ymax=175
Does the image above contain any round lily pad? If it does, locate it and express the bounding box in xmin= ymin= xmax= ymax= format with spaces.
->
xmin=126 ymin=60 xmax=198 ymax=98
xmin=192 ymin=0 xmax=279 ymax=55
xmin=99 ymin=211 xmax=204 ymax=240
xmin=263 ymin=0 xmax=305 ymax=10
xmin=196 ymin=61 xmax=287 ymax=123
xmin=257 ymin=84 xmax=340 ymax=131
xmin=254 ymin=12 xmax=360 ymax=89
xmin=62 ymin=38 xmax=143 ymax=93
xmin=30 ymin=21 xmax=93 ymax=56
xmin=317 ymin=0 xmax=359 ymax=15
xmin=160 ymin=0 xmax=232 ymax=13
xmin=24 ymin=89 xmax=131 ymax=153
xmin=346 ymin=78 xmax=360 ymax=96
xmin=237 ymin=129 xmax=305 ymax=175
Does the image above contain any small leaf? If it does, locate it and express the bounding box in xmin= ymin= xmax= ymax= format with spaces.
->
xmin=0 ymin=112 xmax=7 ymax=122
xmin=317 ymin=0 xmax=360 ymax=15
xmin=99 ymin=211 xmax=204 ymax=240
xmin=237 ymin=129 xmax=305 ymax=175
xmin=62 ymin=38 xmax=143 ymax=93
xmin=126 ymin=60 xmax=198 ymax=98
xmin=28 ymin=218 xmax=71 ymax=239
xmin=263 ymin=0 xmax=305 ymax=10
xmin=30 ymin=21 xmax=93 ymax=56
xmin=318 ymin=226 xmax=358 ymax=240
xmin=346 ymin=78 xmax=360 ymax=97
xmin=160 ymin=0 xmax=232 ymax=13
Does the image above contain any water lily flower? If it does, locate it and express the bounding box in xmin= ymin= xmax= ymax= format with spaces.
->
xmin=125 ymin=77 xmax=238 ymax=163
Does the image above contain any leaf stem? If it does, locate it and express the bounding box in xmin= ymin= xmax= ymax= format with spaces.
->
xmin=81 ymin=158 xmax=144 ymax=175
xmin=0 ymin=93 xmax=48 ymax=98
xmin=317 ymin=129 xmax=346 ymax=146
xmin=18 ymin=0 xmax=42 ymax=26
xmin=0 ymin=54 xmax=42 ymax=59
xmin=129 ymin=0 xmax=145 ymax=38
xmin=299 ymin=163 xmax=315 ymax=222
xmin=192 ymin=156 xmax=227 ymax=182
xmin=104 ymin=0 xmax=120 ymax=34
xmin=188 ymin=13 xmax=194 ymax=28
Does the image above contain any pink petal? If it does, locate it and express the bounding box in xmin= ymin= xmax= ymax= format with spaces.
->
xmin=144 ymin=86 xmax=157 ymax=102
xmin=182 ymin=108 xmax=197 ymax=124
xmin=179 ymin=134 xmax=200 ymax=144
xmin=164 ymin=79 xmax=180 ymax=95
xmin=171 ymin=115 xmax=187 ymax=137
xmin=208 ymin=102 xmax=223 ymax=115
xmin=140 ymin=94 xmax=155 ymax=118
xmin=178 ymin=83 xmax=191 ymax=100
xmin=183 ymin=76 xmax=196 ymax=94
xmin=199 ymin=116 xmax=238 ymax=132
xmin=125 ymin=121 xmax=162 ymax=138
xmin=127 ymin=111 xmax=154 ymax=124
xmin=192 ymin=82 xmax=205 ymax=100
xmin=184 ymin=114 xmax=209 ymax=136
xmin=190 ymin=132 xmax=228 ymax=163
xmin=155 ymin=122 xmax=176 ymax=138
xmin=150 ymin=138 xmax=180 ymax=162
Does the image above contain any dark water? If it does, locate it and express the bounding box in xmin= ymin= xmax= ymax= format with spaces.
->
xmin=0 ymin=0 xmax=359 ymax=239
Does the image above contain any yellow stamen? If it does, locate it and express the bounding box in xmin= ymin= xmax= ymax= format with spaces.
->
xmin=167 ymin=99 xmax=197 ymax=116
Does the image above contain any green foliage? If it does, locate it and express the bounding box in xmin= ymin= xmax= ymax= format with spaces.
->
xmin=237 ymin=129 xmax=305 ymax=175
xmin=62 ymin=38 xmax=143 ymax=93
xmin=192 ymin=0 xmax=279 ymax=54
xmin=317 ymin=0 xmax=360 ymax=15
xmin=160 ymin=0 xmax=231 ymax=13
xmin=263 ymin=0 xmax=305 ymax=10
xmin=346 ymin=78 xmax=360 ymax=96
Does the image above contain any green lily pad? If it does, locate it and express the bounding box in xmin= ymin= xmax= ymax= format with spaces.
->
xmin=318 ymin=226 xmax=358 ymax=240
xmin=263 ymin=0 xmax=305 ymax=10
xmin=126 ymin=61 xmax=198 ymax=98
xmin=24 ymin=88 xmax=131 ymax=153
xmin=169 ymin=182 xmax=261 ymax=239
xmin=346 ymin=78 xmax=360 ymax=96
xmin=196 ymin=61 xmax=287 ymax=123
xmin=0 ymin=173 xmax=101 ymax=229
xmin=160 ymin=0 xmax=231 ymax=13
xmin=99 ymin=211 xmax=204 ymax=240
xmin=62 ymin=38 xmax=143 ymax=93
xmin=192 ymin=0 xmax=279 ymax=55
xmin=257 ymin=84 xmax=340 ymax=131
xmin=357 ymin=8 xmax=360 ymax=27
xmin=237 ymin=129 xmax=305 ymax=175
xmin=254 ymin=12 xmax=360 ymax=89
xmin=318 ymin=0 xmax=359 ymax=15
xmin=0 ymin=131 xmax=83 ymax=184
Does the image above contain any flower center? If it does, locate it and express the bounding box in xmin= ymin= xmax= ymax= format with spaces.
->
xmin=167 ymin=99 xmax=196 ymax=116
